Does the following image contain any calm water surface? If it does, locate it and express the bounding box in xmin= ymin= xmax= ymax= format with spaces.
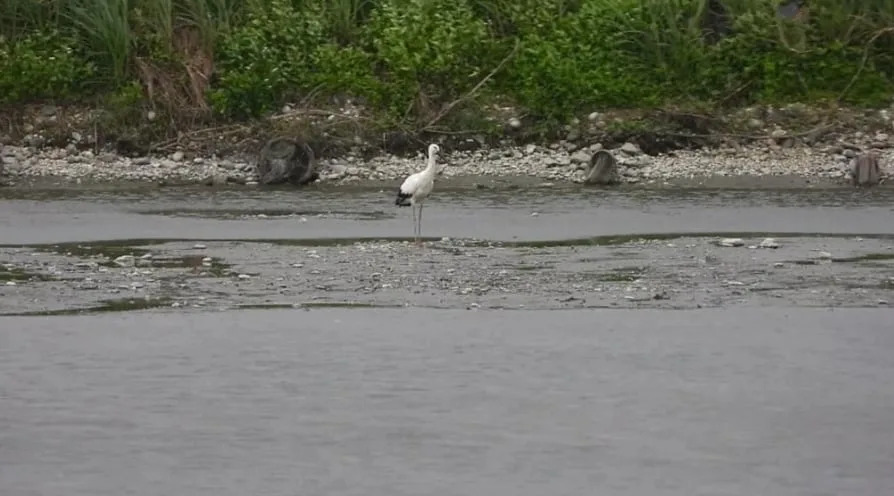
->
xmin=2 ymin=186 xmax=894 ymax=244
xmin=2 ymin=307 xmax=894 ymax=496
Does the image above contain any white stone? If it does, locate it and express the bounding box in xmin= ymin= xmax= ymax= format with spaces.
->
xmin=719 ymin=238 xmax=745 ymax=247
xmin=620 ymin=142 xmax=641 ymax=155
xmin=758 ymin=238 xmax=779 ymax=249
xmin=570 ymin=150 xmax=591 ymax=164
xmin=113 ymin=255 xmax=135 ymax=267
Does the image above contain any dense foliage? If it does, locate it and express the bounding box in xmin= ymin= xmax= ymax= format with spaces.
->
xmin=1 ymin=0 xmax=892 ymax=123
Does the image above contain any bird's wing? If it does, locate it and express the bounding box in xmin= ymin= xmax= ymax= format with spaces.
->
xmin=399 ymin=171 xmax=424 ymax=195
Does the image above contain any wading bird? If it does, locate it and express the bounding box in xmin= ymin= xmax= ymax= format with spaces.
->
xmin=395 ymin=143 xmax=441 ymax=245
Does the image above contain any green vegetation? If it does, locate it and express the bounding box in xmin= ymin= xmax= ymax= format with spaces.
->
xmin=1 ymin=0 xmax=892 ymax=132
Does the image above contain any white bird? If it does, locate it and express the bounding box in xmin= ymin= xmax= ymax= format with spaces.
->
xmin=395 ymin=143 xmax=441 ymax=245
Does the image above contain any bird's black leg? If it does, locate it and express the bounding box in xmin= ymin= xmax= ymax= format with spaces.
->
xmin=412 ymin=204 xmax=418 ymax=242
xmin=418 ymin=203 xmax=424 ymax=243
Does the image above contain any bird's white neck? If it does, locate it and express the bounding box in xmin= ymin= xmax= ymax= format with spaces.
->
xmin=422 ymin=151 xmax=438 ymax=174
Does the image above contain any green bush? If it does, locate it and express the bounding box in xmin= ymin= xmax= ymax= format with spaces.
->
xmin=506 ymin=0 xmax=894 ymax=119
xmin=1 ymin=0 xmax=893 ymax=124
xmin=364 ymin=0 xmax=500 ymax=116
xmin=0 ymin=29 xmax=96 ymax=103
xmin=209 ymin=0 xmax=327 ymax=117
xmin=697 ymin=5 xmax=894 ymax=107
xmin=312 ymin=43 xmax=384 ymax=103
xmin=504 ymin=1 xmax=660 ymax=118
xmin=470 ymin=0 xmax=580 ymax=37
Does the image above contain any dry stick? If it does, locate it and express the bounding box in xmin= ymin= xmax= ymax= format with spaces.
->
xmin=298 ymin=83 xmax=326 ymax=108
xmin=420 ymin=39 xmax=520 ymax=133
xmin=153 ymin=123 xmax=249 ymax=151
xmin=717 ymin=79 xmax=754 ymax=107
xmin=660 ymin=121 xmax=834 ymax=141
xmin=838 ymin=27 xmax=894 ymax=103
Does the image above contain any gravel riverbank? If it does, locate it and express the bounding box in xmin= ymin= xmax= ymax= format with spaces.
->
xmin=2 ymin=127 xmax=892 ymax=188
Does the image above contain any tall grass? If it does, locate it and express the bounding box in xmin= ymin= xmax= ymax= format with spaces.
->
xmin=0 ymin=0 xmax=67 ymax=40
xmin=65 ymin=0 xmax=132 ymax=84
xmin=176 ymin=0 xmax=241 ymax=51
xmin=134 ymin=0 xmax=173 ymax=54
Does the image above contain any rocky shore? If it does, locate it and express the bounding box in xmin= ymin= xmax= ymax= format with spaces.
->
xmin=1 ymin=105 xmax=892 ymax=188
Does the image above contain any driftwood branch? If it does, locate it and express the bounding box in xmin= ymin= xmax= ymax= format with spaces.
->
xmin=420 ymin=39 xmax=520 ymax=132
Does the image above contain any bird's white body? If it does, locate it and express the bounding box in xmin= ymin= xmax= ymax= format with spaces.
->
xmin=398 ymin=170 xmax=434 ymax=205
xmin=395 ymin=144 xmax=441 ymax=244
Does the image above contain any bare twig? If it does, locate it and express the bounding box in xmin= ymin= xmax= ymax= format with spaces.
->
xmin=152 ymin=122 xmax=249 ymax=151
xmin=422 ymin=127 xmax=495 ymax=136
xmin=717 ymin=79 xmax=754 ymax=106
xmin=420 ymin=39 xmax=520 ymax=132
xmin=268 ymin=108 xmax=375 ymax=123
xmin=838 ymin=27 xmax=894 ymax=103
xmin=298 ymin=83 xmax=326 ymax=108
xmin=659 ymin=121 xmax=834 ymax=141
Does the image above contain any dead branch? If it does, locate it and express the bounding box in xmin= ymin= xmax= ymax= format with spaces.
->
xmin=657 ymin=121 xmax=834 ymax=141
xmin=717 ymin=79 xmax=754 ymax=106
xmin=152 ymin=122 xmax=249 ymax=151
xmin=420 ymin=39 xmax=520 ymax=133
xmin=838 ymin=27 xmax=894 ymax=103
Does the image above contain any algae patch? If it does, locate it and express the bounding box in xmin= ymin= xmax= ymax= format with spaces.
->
xmin=832 ymin=253 xmax=894 ymax=264
xmin=136 ymin=208 xmax=389 ymax=221
xmin=234 ymin=301 xmax=398 ymax=310
xmin=0 ymin=266 xmax=56 ymax=282
xmin=3 ymin=297 xmax=173 ymax=316
xmin=35 ymin=242 xmax=150 ymax=266
xmin=593 ymin=266 xmax=647 ymax=282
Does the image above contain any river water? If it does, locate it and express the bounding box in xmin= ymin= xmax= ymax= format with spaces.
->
xmin=1 ymin=182 xmax=893 ymax=495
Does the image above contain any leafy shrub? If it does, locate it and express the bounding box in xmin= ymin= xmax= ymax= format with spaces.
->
xmin=364 ymin=0 xmax=500 ymax=116
xmin=209 ymin=0 xmax=327 ymax=118
xmin=312 ymin=43 xmax=384 ymax=103
xmin=505 ymin=0 xmax=894 ymax=118
xmin=470 ymin=0 xmax=580 ymax=37
xmin=504 ymin=1 xmax=660 ymax=119
xmin=1 ymin=0 xmax=892 ymax=123
xmin=699 ymin=6 xmax=893 ymax=107
xmin=0 ymin=29 xmax=96 ymax=103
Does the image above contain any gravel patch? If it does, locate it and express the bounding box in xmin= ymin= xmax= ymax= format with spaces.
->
xmin=2 ymin=235 xmax=892 ymax=315
xmin=2 ymin=132 xmax=892 ymax=187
